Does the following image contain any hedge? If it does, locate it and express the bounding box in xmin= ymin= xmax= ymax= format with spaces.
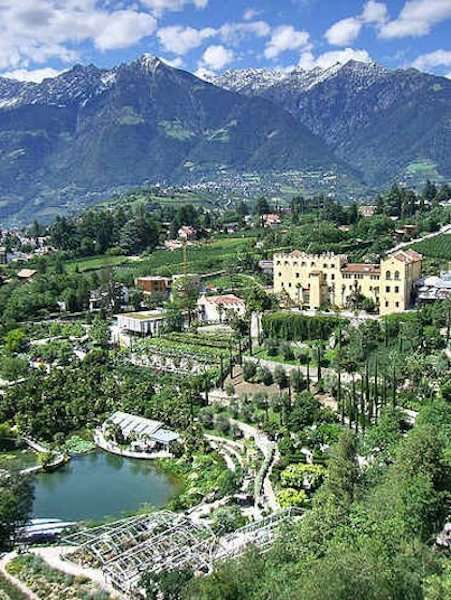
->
xmin=262 ymin=312 xmax=348 ymax=342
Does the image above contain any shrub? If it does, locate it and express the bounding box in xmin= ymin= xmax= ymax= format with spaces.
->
xmin=215 ymin=414 xmax=230 ymax=435
xmin=255 ymin=366 xmax=273 ymax=386
xmin=281 ymin=342 xmax=295 ymax=361
xmin=290 ymin=369 xmax=305 ymax=393
xmin=265 ymin=338 xmax=279 ymax=356
xmin=242 ymin=361 xmax=257 ymax=382
xmin=277 ymin=488 xmax=307 ymax=508
xmin=262 ymin=312 xmax=348 ymax=342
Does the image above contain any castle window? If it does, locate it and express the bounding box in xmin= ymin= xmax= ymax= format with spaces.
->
xmin=395 ymin=301 xmax=399 ymax=307
xmin=301 ymin=262 xmax=306 ymax=267
xmin=296 ymin=273 xmax=300 ymax=278
xmin=395 ymin=286 xmax=399 ymax=293
xmin=288 ymin=283 xmax=292 ymax=288
xmin=386 ymin=271 xmax=391 ymax=280
xmin=278 ymin=272 xmax=282 ymax=277
xmin=394 ymin=271 xmax=400 ymax=280
xmin=323 ymin=264 xmax=327 ymax=269
xmin=311 ymin=262 xmax=315 ymax=267
xmin=331 ymin=274 xmax=335 ymax=280
xmin=385 ymin=301 xmax=389 ymax=307
xmin=386 ymin=286 xmax=390 ymax=293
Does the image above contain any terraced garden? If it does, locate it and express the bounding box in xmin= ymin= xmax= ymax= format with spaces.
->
xmin=132 ymin=332 xmax=243 ymax=379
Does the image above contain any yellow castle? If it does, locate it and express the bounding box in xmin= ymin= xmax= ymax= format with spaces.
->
xmin=273 ymin=249 xmax=423 ymax=315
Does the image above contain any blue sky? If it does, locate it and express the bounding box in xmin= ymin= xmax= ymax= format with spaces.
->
xmin=1 ymin=0 xmax=451 ymax=82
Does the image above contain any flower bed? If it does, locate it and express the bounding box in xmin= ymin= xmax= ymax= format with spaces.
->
xmin=6 ymin=555 xmax=112 ymax=600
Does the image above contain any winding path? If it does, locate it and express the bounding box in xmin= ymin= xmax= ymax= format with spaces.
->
xmin=230 ymin=420 xmax=279 ymax=514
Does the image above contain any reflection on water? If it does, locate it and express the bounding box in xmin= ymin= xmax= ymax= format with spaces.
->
xmin=33 ymin=451 xmax=179 ymax=521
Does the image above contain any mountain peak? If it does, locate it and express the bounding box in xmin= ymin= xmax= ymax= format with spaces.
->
xmin=134 ymin=54 xmax=164 ymax=72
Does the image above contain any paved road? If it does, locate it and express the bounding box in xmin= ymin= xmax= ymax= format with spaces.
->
xmin=388 ymin=223 xmax=451 ymax=254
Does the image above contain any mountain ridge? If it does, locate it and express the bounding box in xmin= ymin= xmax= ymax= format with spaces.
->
xmin=0 ymin=55 xmax=345 ymax=222
xmin=212 ymin=60 xmax=451 ymax=186
xmin=0 ymin=56 xmax=450 ymax=223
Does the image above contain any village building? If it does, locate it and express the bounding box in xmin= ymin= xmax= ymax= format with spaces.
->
xmin=258 ymin=259 xmax=274 ymax=277
xmin=273 ymin=249 xmax=423 ymax=316
xmin=0 ymin=246 xmax=7 ymax=264
xmin=262 ymin=213 xmax=281 ymax=228
xmin=197 ymin=294 xmax=246 ymax=323
xmin=178 ymin=225 xmax=197 ymax=241
xmin=416 ymin=271 xmax=451 ymax=303
xmin=358 ymin=205 xmax=377 ymax=218
xmin=16 ymin=268 xmax=37 ymax=280
xmin=135 ymin=276 xmax=172 ymax=297
xmin=116 ymin=310 xmax=169 ymax=336
xmin=89 ymin=284 xmax=129 ymax=312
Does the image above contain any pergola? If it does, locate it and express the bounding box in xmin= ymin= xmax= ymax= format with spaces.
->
xmin=64 ymin=509 xmax=301 ymax=596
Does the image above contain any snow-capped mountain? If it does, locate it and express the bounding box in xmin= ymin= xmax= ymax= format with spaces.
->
xmin=0 ymin=55 xmax=450 ymax=222
xmin=212 ymin=59 xmax=451 ymax=186
xmin=0 ymin=55 xmax=340 ymax=221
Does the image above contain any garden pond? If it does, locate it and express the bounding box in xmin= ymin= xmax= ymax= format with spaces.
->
xmin=32 ymin=450 xmax=181 ymax=521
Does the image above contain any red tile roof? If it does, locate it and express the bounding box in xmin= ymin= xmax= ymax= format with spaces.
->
xmin=390 ymin=249 xmax=423 ymax=263
xmin=205 ymin=294 xmax=245 ymax=306
xmin=341 ymin=263 xmax=380 ymax=274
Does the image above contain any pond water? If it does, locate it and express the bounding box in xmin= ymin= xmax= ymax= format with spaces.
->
xmin=32 ymin=451 xmax=180 ymax=522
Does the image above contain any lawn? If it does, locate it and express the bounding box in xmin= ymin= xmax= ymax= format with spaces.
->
xmin=65 ymin=254 xmax=129 ymax=272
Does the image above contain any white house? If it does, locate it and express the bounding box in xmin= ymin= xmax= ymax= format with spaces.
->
xmin=197 ymin=294 xmax=246 ymax=323
xmin=116 ymin=310 xmax=168 ymax=336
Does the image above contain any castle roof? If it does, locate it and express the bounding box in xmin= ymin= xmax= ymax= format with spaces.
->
xmin=389 ymin=249 xmax=423 ymax=264
xmin=341 ymin=263 xmax=380 ymax=274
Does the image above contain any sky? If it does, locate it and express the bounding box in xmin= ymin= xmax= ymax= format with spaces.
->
xmin=1 ymin=0 xmax=451 ymax=83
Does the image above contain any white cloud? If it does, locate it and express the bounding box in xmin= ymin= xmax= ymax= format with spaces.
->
xmin=325 ymin=17 xmax=362 ymax=46
xmin=141 ymin=0 xmax=208 ymax=12
xmin=157 ymin=25 xmax=215 ymax=55
xmin=157 ymin=19 xmax=270 ymax=57
xmin=298 ymin=48 xmax=372 ymax=71
xmin=95 ymin=10 xmax=157 ymax=51
xmin=220 ymin=21 xmax=271 ymax=45
xmin=200 ymin=45 xmax=234 ymax=71
xmin=361 ymin=1 xmax=388 ymax=24
xmin=3 ymin=67 xmax=64 ymax=83
xmin=265 ymin=25 xmax=311 ymax=59
xmin=161 ymin=56 xmax=184 ymax=69
xmin=412 ymin=49 xmax=451 ymax=71
xmin=325 ymin=2 xmax=388 ymax=47
xmin=379 ymin=0 xmax=451 ymax=39
xmin=243 ymin=8 xmax=261 ymax=21
xmin=0 ymin=1 xmax=157 ymax=70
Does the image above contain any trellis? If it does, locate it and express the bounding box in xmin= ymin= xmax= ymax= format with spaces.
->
xmin=63 ymin=509 xmax=302 ymax=596
xmin=212 ymin=508 xmax=302 ymax=563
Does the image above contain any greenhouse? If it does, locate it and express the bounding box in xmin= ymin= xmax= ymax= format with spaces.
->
xmin=64 ymin=509 xmax=301 ymax=596
xmin=103 ymin=411 xmax=179 ymax=450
